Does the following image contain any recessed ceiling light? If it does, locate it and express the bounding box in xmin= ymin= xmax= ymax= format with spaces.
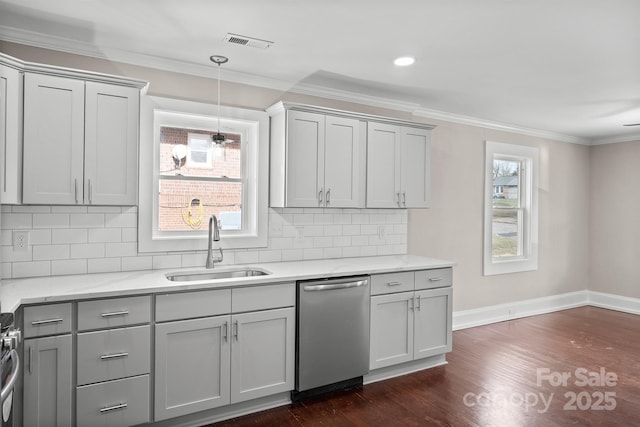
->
xmin=394 ymin=56 xmax=415 ymax=66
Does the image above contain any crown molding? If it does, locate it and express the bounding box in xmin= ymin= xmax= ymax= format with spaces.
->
xmin=412 ymin=107 xmax=591 ymax=145
xmin=0 ymin=25 xmax=631 ymax=146
xmin=591 ymin=133 xmax=640 ymax=146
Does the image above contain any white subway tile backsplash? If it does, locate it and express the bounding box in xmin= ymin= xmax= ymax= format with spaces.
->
xmin=1 ymin=213 xmax=33 ymax=229
xmin=88 ymin=228 xmax=122 ymax=243
xmin=33 ymin=244 xmax=70 ymax=261
xmin=106 ymin=213 xmax=137 ymax=228
xmin=13 ymin=261 xmax=50 ymax=278
xmin=1 ymin=205 xmax=408 ymax=279
xmin=33 ymin=213 xmax=70 ymax=228
xmin=234 ymin=251 xmax=260 ymax=264
xmin=121 ymin=256 xmax=153 ymax=272
xmin=105 ymin=242 xmax=137 ymax=257
xmin=52 ymin=259 xmax=88 ymax=276
xmin=52 ymin=206 xmax=88 ymax=213
xmin=70 ymin=243 xmax=105 ymax=259
xmin=152 ymin=255 xmax=182 ymax=270
xmin=70 ymin=213 xmax=104 ymax=228
xmin=88 ymin=258 xmax=121 ymax=274
xmin=52 ymin=229 xmax=88 ymax=244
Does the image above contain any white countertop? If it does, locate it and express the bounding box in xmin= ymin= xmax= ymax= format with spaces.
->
xmin=0 ymin=255 xmax=454 ymax=312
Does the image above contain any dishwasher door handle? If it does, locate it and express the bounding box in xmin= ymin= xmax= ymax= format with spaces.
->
xmin=303 ymin=280 xmax=367 ymax=292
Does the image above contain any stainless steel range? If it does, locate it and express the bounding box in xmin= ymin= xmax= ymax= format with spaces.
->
xmin=0 ymin=312 xmax=20 ymax=427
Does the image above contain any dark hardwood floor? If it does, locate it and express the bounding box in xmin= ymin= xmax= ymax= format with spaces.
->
xmin=211 ymin=306 xmax=640 ymax=426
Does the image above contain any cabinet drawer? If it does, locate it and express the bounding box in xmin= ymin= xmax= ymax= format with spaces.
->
xmin=156 ymin=288 xmax=231 ymax=322
xmin=232 ymin=283 xmax=295 ymax=312
xmin=370 ymin=272 xmax=415 ymax=295
xmin=23 ymin=303 xmax=72 ymax=338
xmin=77 ymin=375 xmax=150 ymax=427
xmin=415 ymin=268 xmax=452 ymax=290
xmin=78 ymin=296 xmax=151 ymax=331
xmin=77 ymin=325 xmax=150 ymax=385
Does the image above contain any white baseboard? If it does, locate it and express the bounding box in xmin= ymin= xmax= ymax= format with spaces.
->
xmin=587 ymin=291 xmax=640 ymax=315
xmin=453 ymin=290 xmax=640 ymax=331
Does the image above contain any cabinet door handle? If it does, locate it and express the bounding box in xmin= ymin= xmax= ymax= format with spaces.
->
xmin=326 ymin=188 xmax=331 ymax=205
xmin=429 ymin=277 xmax=444 ymax=282
xmin=396 ymin=191 xmax=402 ymax=207
xmin=100 ymin=403 xmax=128 ymax=413
xmin=402 ymin=191 xmax=406 ymax=207
xmin=100 ymin=310 xmax=129 ymax=318
xmin=409 ymin=296 xmax=414 ymax=310
xmin=28 ymin=346 xmax=32 ymax=375
xmin=416 ymin=295 xmax=421 ymax=311
xmin=100 ymin=352 xmax=129 ymax=360
xmin=31 ymin=318 xmax=64 ymax=326
xmin=223 ymin=321 xmax=228 ymax=342
xmin=318 ymin=188 xmax=324 ymax=205
xmin=74 ymin=179 xmax=79 ymax=204
xmin=234 ymin=320 xmax=239 ymax=341
xmin=88 ymin=179 xmax=93 ymax=203
xmin=387 ymin=282 xmax=402 ymax=287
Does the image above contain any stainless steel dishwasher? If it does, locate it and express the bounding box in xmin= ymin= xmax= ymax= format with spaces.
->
xmin=294 ymin=275 xmax=370 ymax=399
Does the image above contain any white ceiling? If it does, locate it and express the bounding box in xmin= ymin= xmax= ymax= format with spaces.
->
xmin=1 ymin=0 xmax=639 ymax=144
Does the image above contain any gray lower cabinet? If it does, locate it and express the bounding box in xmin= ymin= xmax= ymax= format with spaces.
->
xmin=230 ymin=308 xmax=295 ymax=403
xmin=154 ymin=284 xmax=296 ymax=422
xmin=369 ymin=269 xmax=453 ymax=370
xmin=23 ymin=335 xmax=73 ymax=427
xmin=155 ymin=315 xmax=231 ymax=420
xmin=76 ymin=375 xmax=150 ymax=427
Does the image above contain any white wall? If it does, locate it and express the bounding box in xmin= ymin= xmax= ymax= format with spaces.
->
xmin=408 ymin=120 xmax=591 ymax=311
xmin=589 ymin=140 xmax=640 ymax=299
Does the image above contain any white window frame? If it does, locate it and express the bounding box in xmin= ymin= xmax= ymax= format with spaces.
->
xmin=138 ymin=96 xmax=268 ymax=252
xmin=483 ymin=141 xmax=539 ymax=275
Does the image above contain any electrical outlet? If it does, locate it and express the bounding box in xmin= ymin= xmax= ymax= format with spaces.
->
xmin=378 ymin=225 xmax=386 ymax=239
xmin=13 ymin=230 xmax=30 ymax=252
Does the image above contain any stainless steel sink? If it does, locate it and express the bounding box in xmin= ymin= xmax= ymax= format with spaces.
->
xmin=165 ymin=268 xmax=270 ymax=282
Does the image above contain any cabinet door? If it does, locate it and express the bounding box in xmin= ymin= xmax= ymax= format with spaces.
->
xmin=366 ymin=122 xmax=402 ymax=208
xmin=401 ymin=127 xmax=431 ymax=208
xmin=0 ymin=63 xmax=22 ymax=204
xmin=230 ymin=307 xmax=295 ymax=403
xmin=369 ymin=292 xmax=414 ymax=369
xmin=84 ymin=82 xmax=139 ymax=205
xmin=414 ymin=287 xmax=453 ymax=360
xmin=324 ymin=116 xmax=365 ymax=208
xmin=23 ymin=335 xmax=73 ymax=427
xmin=154 ymin=316 xmax=231 ymax=420
xmin=23 ymin=73 xmax=85 ymax=204
xmin=285 ymin=110 xmax=324 ymax=207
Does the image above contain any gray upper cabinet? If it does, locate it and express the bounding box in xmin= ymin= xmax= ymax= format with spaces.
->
xmin=23 ymin=73 xmax=140 ymax=205
xmin=269 ymin=104 xmax=366 ymax=208
xmin=367 ymin=122 xmax=432 ymax=208
xmin=0 ymin=55 xmax=23 ymax=204
xmin=269 ymin=102 xmax=434 ymax=210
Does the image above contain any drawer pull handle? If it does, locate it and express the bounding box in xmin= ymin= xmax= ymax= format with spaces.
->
xmin=100 ymin=403 xmax=128 ymax=413
xmin=387 ymin=282 xmax=402 ymax=286
xmin=100 ymin=352 xmax=129 ymax=360
xmin=429 ymin=277 xmax=444 ymax=282
xmin=101 ymin=311 xmax=129 ymax=318
xmin=31 ymin=318 xmax=64 ymax=326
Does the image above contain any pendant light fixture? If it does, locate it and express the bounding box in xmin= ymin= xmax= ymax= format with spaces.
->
xmin=210 ymin=55 xmax=233 ymax=148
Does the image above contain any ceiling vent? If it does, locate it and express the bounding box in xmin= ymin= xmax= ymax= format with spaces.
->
xmin=224 ymin=33 xmax=273 ymax=49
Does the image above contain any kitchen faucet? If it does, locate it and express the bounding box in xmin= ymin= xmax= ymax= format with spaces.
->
xmin=206 ymin=214 xmax=224 ymax=268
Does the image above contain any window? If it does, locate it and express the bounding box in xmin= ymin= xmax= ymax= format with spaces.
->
xmin=484 ymin=141 xmax=538 ymax=275
xmin=138 ymin=96 xmax=268 ymax=252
